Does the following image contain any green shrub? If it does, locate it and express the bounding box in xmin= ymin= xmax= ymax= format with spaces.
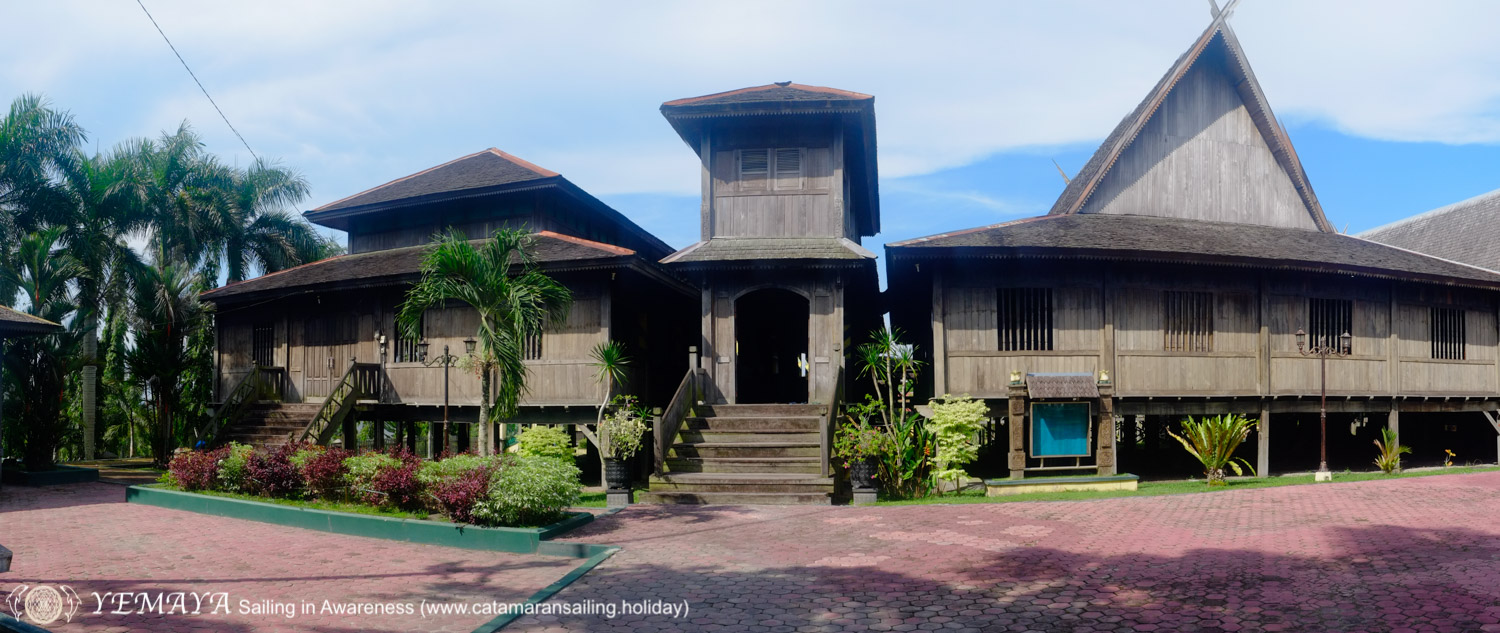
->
xmin=1169 ymin=414 xmax=1258 ymax=486
xmin=290 ymin=445 xmax=325 ymax=472
xmin=516 ymin=426 xmax=574 ymax=462
xmin=343 ymin=452 xmax=401 ymax=492
xmin=832 ymin=409 xmax=888 ymax=462
xmin=472 ymin=455 xmax=582 ymax=527
xmin=928 ymin=395 xmax=987 ymax=491
xmin=416 ymin=453 xmax=497 ymax=486
xmin=216 ymin=443 xmax=255 ymax=492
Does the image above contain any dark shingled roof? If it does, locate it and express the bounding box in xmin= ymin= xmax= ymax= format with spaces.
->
xmin=662 ymin=83 xmax=873 ymax=108
xmin=1359 ymin=188 xmax=1500 ymax=273
xmin=662 ymin=238 xmax=876 ymax=265
xmin=311 ymin=149 xmax=557 ymax=214
xmin=0 ymin=305 xmax=63 ymax=336
xmin=887 ymin=214 xmax=1500 ymax=288
xmin=1048 ymin=20 xmax=1332 ymax=233
xmin=1027 ymin=374 xmax=1100 ymax=400
xmin=202 ymin=231 xmax=635 ymax=304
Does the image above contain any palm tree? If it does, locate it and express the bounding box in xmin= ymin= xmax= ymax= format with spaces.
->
xmin=125 ymin=262 xmax=209 ymax=467
xmin=117 ymin=124 xmax=233 ymax=275
xmin=397 ymin=228 xmax=572 ymax=457
xmin=0 ymin=228 xmax=82 ymax=469
xmin=0 ymin=94 xmax=84 ymax=229
xmin=217 ymin=159 xmax=326 ymax=285
xmin=53 ymin=148 xmax=148 ymax=334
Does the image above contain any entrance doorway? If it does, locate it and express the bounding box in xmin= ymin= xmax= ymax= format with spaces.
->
xmin=735 ymin=288 xmax=809 ymax=403
xmin=303 ymin=313 xmax=357 ymax=399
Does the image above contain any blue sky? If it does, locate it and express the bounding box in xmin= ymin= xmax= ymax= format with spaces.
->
xmin=6 ymin=1 xmax=1500 ymax=285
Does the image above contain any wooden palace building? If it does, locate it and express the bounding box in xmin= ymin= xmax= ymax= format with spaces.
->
xmin=887 ymin=15 xmax=1500 ymax=480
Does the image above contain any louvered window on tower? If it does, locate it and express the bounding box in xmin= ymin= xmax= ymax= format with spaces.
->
xmin=738 ymin=149 xmax=769 ymax=190
xmin=1431 ymin=307 xmax=1466 ymax=360
xmin=774 ymin=148 xmax=803 ymax=189
xmin=1163 ymin=291 xmax=1214 ymax=352
xmin=997 ymin=288 xmax=1053 ymax=351
xmin=1307 ymin=298 xmax=1352 ymax=351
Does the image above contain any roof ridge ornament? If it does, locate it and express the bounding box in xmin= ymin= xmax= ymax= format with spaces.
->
xmin=1207 ymin=0 xmax=1240 ymax=24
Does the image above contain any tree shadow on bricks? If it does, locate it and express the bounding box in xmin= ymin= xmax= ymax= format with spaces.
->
xmin=501 ymin=524 xmax=1500 ymax=633
xmin=0 ymin=481 xmax=128 ymax=513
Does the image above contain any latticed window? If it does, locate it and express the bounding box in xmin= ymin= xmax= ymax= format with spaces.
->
xmin=393 ymin=313 xmax=423 ymax=363
xmin=738 ymin=149 xmax=769 ymax=189
xmin=523 ymin=331 xmax=543 ymax=361
xmin=1308 ymin=298 xmax=1352 ymax=350
xmin=738 ymin=148 xmax=804 ymax=191
xmin=1163 ymin=291 xmax=1213 ymax=352
xmin=1431 ymin=307 xmax=1466 ymax=360
xmin=251 ymin=324 xmax=275 ymax=367
xmin=997 ymin=288 xmax=1053 ymax=351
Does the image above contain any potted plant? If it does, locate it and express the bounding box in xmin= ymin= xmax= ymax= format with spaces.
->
xmin=833 ymin=404 xmax=888 ymax=491
xmin=597 ymin=395 xmax=648 ymax=491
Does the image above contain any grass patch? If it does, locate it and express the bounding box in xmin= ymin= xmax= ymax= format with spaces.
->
xmin=875 ymin=465 xmax=1500 ymax=506
xmin=575 ymin=488 xmax=647 ymax=508
xmin=184 ymin=488 xmax=432 ymax=520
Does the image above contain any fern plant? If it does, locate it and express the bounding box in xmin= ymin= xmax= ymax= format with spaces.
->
xmin=1373 ymin=427 xmax=1410 ymax=474
xmin=1168 ymin=414 xmax=1257 ymax=486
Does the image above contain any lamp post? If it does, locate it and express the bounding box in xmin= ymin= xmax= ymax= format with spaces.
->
xmin=417 ymin=337 xmax=477 ymax=457
xmin=1296 ymin=328 xmax=1351 ymax=481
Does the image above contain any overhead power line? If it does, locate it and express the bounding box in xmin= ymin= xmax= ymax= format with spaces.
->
xmin=134 ymin=0 xmax=260 ymax=162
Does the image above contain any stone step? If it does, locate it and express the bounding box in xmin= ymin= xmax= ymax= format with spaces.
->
xmin=649 ymin=473 xmax=834 ymax=494
xmin=700 ymin=404 xmax=824 ymax=417
xmin=670 ymin=442 xmax=819 ymax=459
xmin=637 ymin=491 xmax=831 ymax=505
xmin=677 ymin=430 xmax=820 ymax=444
xmin=685 ymin=416 xmax=821 ymax=432
xmin=665 ymin=457 xmax=822 ymax=474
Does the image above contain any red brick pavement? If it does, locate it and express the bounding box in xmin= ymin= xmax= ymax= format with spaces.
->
xmin=0 ymin=482 xmax=577 ymax=632
xmin=510 ymin=471 xmax=1500 ymax=633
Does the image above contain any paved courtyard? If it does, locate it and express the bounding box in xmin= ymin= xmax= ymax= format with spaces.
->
xmin=5 ymin=472 xmax=1500 ymax=633
xmin=0 ymin=482 xmax=577 ymax=632
xmin=510 ymin=471 xmax=1500 ymax=633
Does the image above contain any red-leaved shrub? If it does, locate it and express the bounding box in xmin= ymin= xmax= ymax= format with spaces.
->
xmin=247 ymin=444 xmax=303 ymax=497
xmin=366 ymin=452 xmax=423 ymax=509
xmin=302 ymin=447 xmax=350 ymax=499
xmin=168 ymin=448 xmax=223 ymax=491
xmin=429 ymin=464 xmax=493 ymax=524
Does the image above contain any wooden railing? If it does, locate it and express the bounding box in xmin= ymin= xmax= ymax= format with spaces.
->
xmin=654 ymin=368 xmax=706 ymax=475
xmin=298 ymin=362 xmax=380 ymax=446
xmin=202 ymin=366 xmax=286 ymax=446
xmin=819 ymin=365 xmax=846 ymax=477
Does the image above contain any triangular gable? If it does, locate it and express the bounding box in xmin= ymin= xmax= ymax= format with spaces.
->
xmin=1049 ymin=21 xmax=1333 ymax=233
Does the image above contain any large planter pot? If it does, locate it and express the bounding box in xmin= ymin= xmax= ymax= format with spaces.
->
xmin=603 ymin=457 xmax=631 ymax=492
xmin=849 ymin=458 xmax=878 ymax=491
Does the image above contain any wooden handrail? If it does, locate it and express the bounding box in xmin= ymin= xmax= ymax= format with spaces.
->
xmin=202 ymin=366 xmax=286 ymax=447
xmin=654 ymin=368 xmax=705 ymax=475
xmin=819 ymin=365 xmax=846 ymax=478
xmin=299 ymin=362 xmax=381 ymax=445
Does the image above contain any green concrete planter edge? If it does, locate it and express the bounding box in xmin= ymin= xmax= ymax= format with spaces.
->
xmin=984 ymin=473 xmax=1140 ymax=486
xmin=0 ymin=464 xmax=100 ymax=486
xmin=125 ymin=484 xmax=594 ymax=556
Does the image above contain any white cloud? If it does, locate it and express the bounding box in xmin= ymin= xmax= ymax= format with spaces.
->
xmin=5 ymin=0 xmax=1500 ymax=211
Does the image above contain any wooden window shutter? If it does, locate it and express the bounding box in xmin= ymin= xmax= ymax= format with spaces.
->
xmin=738 ymin=149 xmax=769 ymax=190
xmin=1430 ymin=307 xmax=1466 ymax=360
xmin=774 ymin=148 xmax=803 ymax=190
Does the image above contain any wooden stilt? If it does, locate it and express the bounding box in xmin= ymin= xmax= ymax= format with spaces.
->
xmin=1258 ymin=404 xmax=1271 ymax=477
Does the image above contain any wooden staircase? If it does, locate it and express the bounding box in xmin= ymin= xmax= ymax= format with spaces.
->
xmin=218 ymin=403 xmax=321 ymax=448
xmin=642 ymin=403 xmax=835 ymax=505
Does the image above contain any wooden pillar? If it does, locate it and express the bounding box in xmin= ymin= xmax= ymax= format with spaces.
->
xmin=372 ymin=420 xmax=385 ymax=451
xmin=932 ymin=271 xmax=947 ymax=397
xmin=341 ymin=414 xmax=357 ymax=451
xmin=1388 ymin=403 xmax=1399 ymax=452
xmin=1257 ymin=403 xmax=1271 ymax=477
xmin=1007 ymin=378 xmax=1027 ymax=479
xmin=1096 ymin=381 xmax=1116 ymax=476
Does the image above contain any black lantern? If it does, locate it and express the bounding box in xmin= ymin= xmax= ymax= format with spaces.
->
xmin=1339 ymin=331 xmax=1352 ymax=355
xmin=417 ymin=340 xmax=430 ymax=363
xmin=463 ymin=337 xmax=477 ymax=355
xmin=1295 ymin=328 xmax=1307 ymax=353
